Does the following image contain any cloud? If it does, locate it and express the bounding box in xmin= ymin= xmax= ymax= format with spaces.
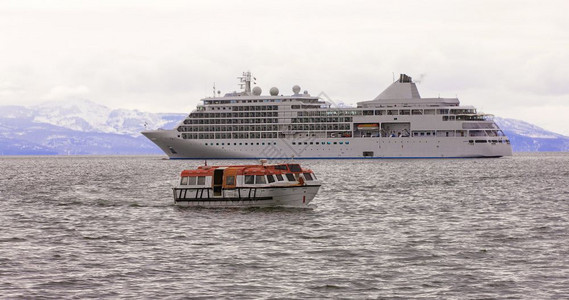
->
xmin=1 ymin=0 xmax=568 ymax=132
xmin=0 ymin=80 xmax=24 ymax=98
xmin=43 ymin=85 xmax=91 ymax=100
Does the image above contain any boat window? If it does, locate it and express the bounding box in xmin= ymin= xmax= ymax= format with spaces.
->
xmin=255 ymin=175 xmax=266 ymax=184
xmin=274 ymin=165 xmax=287 ymax=170
xmin=197 ymin=176 xmax=206 ymax=185
xmin=286 ymin=173 xmax=296 ymax=181
xmin=288 ymin=164 xmax=302 ymax=172
xmin=188 ymin=176 xmax=197 ymax=185
xmin=303 ymin=173 xmax=313 ymax=181
xmin=276 ymin=174 xmax=284 ymax=181
xmin=180 ymin=176 xmax=189 ymax=185
xmin=245 ymin=175 xmax=254 ymax=184
xmin=226 ymin=176 xmax=235 ymax=185
xmin=267 ymin=175 xmax=275 ymax=183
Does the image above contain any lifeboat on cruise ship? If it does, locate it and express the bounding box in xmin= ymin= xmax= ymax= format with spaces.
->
xmin=173 ymin=160 xmax=321 ymax=207
xmin=356 ymin=123 xmax=379 ymax=131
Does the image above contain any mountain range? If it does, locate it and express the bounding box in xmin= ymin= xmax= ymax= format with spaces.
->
xmin=0 ymin=99 xmax=567 ymax=155
xmin=0 ymin=100 xmax=182 ymax=155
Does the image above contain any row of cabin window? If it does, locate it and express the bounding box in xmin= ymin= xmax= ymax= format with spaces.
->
xmin=184 ymin=133 xmax=279 ymax=140
xmin=204 ymin=141 xmax=277 ymax=146
xmin=180 ymin=173 xmax=314 ymax=185
xmin=292 ymin=141 xmax=350 ymax=145
xmin=191 ymin=105 xmax=280 ymax=114
xmin=180 ymin=175 xmax=237 ymax=186
xmin=194 ymin=107 xmax=477 ymax=116
xmin=183 ymin=117 xmax=279 ymax=125
xmin=244 ymin=173 xmax=314 ymax=184
xmin=191 ymin=111 xmax=279 ymax=118
xmin=442 ymin=115 xmax=486 ymax=121
xmin=298 ymin=108 xmax=479 ymax=116
xmin=180 ymin=176 xmax=207 ymax=186
xmin=180 ymin=173 xmax=315 ymax=186
xmin=291 ymin=117 xmax=353 ymax=123
xmin=179 ymin=124 xmax=280 ymax=131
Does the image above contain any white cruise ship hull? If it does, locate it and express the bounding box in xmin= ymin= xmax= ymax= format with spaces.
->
xmin=143 ymin=130 xmax=513 ymax=159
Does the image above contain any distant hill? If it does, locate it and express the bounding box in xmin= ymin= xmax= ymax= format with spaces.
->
xmin=494 ymin=117 xmax=569 ymax=152
xmin=0 ymin=100 xmax=184 ymax=155
xmin=0 ymin=100 xmax=567 ymax=155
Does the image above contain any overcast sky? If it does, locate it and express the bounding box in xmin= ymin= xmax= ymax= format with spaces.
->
xmin=1 ymin=0 xmax=568 ymax=134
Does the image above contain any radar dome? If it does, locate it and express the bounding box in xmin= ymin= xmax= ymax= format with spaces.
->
xmin=292 ymin=85 xmax=301 ymax=94
xmin=252 ymin=86 xmax=262 ymax=96
xmin=269 ymin=87 xmax=279 ymax=96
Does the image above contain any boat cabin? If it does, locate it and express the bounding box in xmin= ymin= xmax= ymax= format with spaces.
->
xmin=178 ymin=163 xmax=317 ymax=195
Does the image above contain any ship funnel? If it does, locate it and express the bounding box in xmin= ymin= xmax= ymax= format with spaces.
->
xmin=399 ymin=74 xmax=412 ymax=83
xmin=374 ymin=73 xmax=420 ymax=100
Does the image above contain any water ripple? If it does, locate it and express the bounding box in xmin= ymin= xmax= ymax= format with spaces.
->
xmin=1 ymin=154 xmax=569 ymax=298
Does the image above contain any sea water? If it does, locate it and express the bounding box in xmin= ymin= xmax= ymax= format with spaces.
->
xmin=1 ymin=153 xmax=568 ymax=299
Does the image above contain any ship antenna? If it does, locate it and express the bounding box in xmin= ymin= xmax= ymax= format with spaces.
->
xmin=237 ymin=71 xmax=252 ymax=95
xmin=213 ymin=82 xmax=216 ymax=98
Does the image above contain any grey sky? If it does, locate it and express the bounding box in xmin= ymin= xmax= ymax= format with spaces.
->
xmin=1 ymin=0 xmax=568 ymax=134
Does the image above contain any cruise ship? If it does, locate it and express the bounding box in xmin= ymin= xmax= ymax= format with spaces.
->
xmin=142 ymin=72 xmax=512 ymax=159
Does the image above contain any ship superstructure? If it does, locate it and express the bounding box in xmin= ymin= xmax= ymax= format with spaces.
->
xmin=142 ymin=72 xmax=512 ymax=159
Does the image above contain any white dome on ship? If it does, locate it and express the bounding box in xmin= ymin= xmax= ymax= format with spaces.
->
xmin=292 ymin=85 xmax=301 ymax=94
xmin=252 ymin=86 xmax=262 ymax=96
xmin=270 ymin=87 xmax=279 ymax=96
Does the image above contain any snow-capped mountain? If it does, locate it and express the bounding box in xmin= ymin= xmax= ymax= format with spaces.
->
xmin=30 ymin=99 xmax=177 ymax=136
xmin=494 ymin=117 xmax=565 ymax=139
xmin=0 ymin=100 xmax=567 ymax=155
xmin=494 ymin=117 xmax=569 ymax=152
xmin=0 ymin=100 xmax=184 ymax=155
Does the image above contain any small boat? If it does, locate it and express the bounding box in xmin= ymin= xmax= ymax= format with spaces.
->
xmin=173 ymin=160 xmax=321 ymax=207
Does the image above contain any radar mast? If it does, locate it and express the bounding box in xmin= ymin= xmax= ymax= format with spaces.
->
xmin=238 ymin=71 xmax=252 ymax=95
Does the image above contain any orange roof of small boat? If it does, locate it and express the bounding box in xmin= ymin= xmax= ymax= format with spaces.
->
xmin=180 ymin=164 xmax=313 ymax=177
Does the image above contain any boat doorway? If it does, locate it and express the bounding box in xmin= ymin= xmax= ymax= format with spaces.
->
xmin=213 ymin=169 xmax=224 ymax=196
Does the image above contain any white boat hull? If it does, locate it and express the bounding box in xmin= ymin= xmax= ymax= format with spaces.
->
xmin=173 ymin=185 xmax=321 ymax=208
